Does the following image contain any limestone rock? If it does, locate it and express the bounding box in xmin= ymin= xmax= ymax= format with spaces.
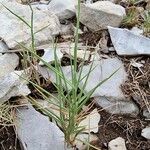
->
xmin=0 ymin=1 xmax=60 ymax=49
xmin=38 ymin=57 xmax=127 ymax=102
xmin=75 ymin=133 xmax=98 ymax=150
xmin=79 ymin=108 xmax=100 ymax=133
xmin=108 ymin=26 xmax=150 ymax=56
xmin=79 ymin=1 xmax=126 ymax=31
xmin=79 ymin=58 xmax=127 ymax=100
xmin=0 ymin=40 xmax=9 ymax=54
xmin=0 ymin=54 xmax=19 ymax=78
xmin=0 ymin=71 xmax=30 ymax=103
xmin=143 ymin=107 xmax=150 ymax=119
xmin=39 ymin=48 xmax=63 ymax=65
xmin=33 ymin=0 xmax=76 ymax=20
xmin=131 ymin=27 xmax=143 ymax=35
xmin=108 ymin=137 xmax=127 ymax=150
xmin=95 ymin=97 xmax=139 ymax=116
xmin=62 ymin=43 xmax=90 ymax=61
xmin=37 ymin=65 xmax=73 ymax=90
xmin=141 ymin=127 xmax=150 ymax=140
xmin=36 ymin=94 xmax=61 ymax=119
xmin=16 ymin=104 xmax=65 ymax=150
xmin=48 ymin=0 xmax=76 ymax=20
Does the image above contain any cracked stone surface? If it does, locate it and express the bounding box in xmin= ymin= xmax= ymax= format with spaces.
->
xmin=0 ymin=53 xmax=19 ymax=78
xmin=0 ymin=1 xmax=60 ymax=49
xmin=79 ymin=57 xmax=127 ymax=100
xmin=0 ymin=71 xmax=30 ymax=103
xmin=94 ymin=96 xmax=139 ymax=116
xmin=108 ymin=26 xmax=150 ymax=56
xmin=16 ymin=104 xmax=65 ymax=150
xmin=79 ymin=1 xmax=126 ymax=31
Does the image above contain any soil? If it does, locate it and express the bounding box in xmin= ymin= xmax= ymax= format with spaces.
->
xmin=0 ymin=126 xmax=20 ymax=150
xmin=97 ymin=108 xmax=150 ymax=150
xmin=121 ymin=56 xmax=150 ymax=109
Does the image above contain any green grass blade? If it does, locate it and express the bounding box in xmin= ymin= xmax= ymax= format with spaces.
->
xmin=34 ymin=24 xmax=50 ymax=35
xmin=1 ymin=3 xmax=31 ymax=28
xmin=16 ymin=41 xmax=74 ymax=89
xmin=77 ymin=68 xmax=120 ymax=112
xmin=30 ymin=97 xmax=62 ymax=123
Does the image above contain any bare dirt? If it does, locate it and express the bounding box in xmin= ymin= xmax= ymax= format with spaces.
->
xmin=0 ymin=126 xmax=20 ymax=150
xmin=97 ymin=108 xmax=150 ymax=150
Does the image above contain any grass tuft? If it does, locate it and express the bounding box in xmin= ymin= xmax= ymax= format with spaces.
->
xmin=1 ymin=0 xmax=116 ymax=148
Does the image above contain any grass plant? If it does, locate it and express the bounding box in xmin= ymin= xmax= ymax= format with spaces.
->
xmin=1 ymin=0 xmax=117 ymax=148
xmin=142 ymin=11 xmax=150 ymax=35
xmin=122 ymin=6 xmax=140 ymax=27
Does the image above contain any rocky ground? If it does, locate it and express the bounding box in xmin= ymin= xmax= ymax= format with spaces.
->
xmin=0 ymin=0 xmax=150 ymax=150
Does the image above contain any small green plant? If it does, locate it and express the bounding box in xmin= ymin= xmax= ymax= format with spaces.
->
xmin=122 ymin=6 xmax=140 ymax=28
xmin=1 ymin=1 xmax=117 ymax=148
xmin=127 ymin=0 xmax=140 ymax=5
xmin=142 ymin=11 xmax=150 ymax=35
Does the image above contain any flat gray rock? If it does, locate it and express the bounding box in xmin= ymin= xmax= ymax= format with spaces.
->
xmin=130 ymin=27 xmax=143 ymax=35
xmin=16 ymin=105 xmax=65 ymax=150
xmin=39 ymin=48 xmax=63 ymax=65
xmin=47 ymin=0 xmax=76 ymax=20
xmin=95 ymin=96 xmax=139 ymax=116
xmin=143 ymin=107 xmax=150 ymax=119
xmin=38 ymin=57 xmax=127 ymax=101
xmin=108 ymin=26 xmax=150 ymax=56
xmin=0 ymin=71 xmax=30 ymax=103
xmin=33 ymin=0 xmax=76 ymax=20
xmin=79 ymin=58 xmax=127 ymax=100
xmin=61 ymin=43 xmax=90 ymax=61
xmin=141 ymin=127 xmax=150 ymax=140
xmin=37 ymin=65 xmax=73 ymax=90
xmin=79 ymin=1 xmax=125 ymax=31
xmin=0 ymin=40 xmax=9 ymax=54
xmin=0 ymin=72 xmax=20 ymax=99
xmin=108 ymin=137 xmax=127 ymax=150
xmin=79 ymin=108 xmax=100 ymax=133
xmin=0 ymin=1 xmax=60 ymax=49
xmin=0 ymin=53 xmax=19 ymax=78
